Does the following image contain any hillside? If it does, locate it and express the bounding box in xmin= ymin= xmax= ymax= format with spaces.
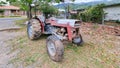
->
xmin=55 ymin=0 xmax=120 ymax=10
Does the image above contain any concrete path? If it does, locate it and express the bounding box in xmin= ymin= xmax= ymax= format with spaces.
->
xmin=0 ymin=18 xmax=23 ymax=30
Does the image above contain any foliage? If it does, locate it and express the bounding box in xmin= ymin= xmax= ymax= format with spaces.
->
xmin=70 ymin=13 xmax=80 ymax=19
xmin=7 ymin=0 xmax=34 ymax=19
xmin=116 ymin=20 xmax=120 ymax=24
xmin=7 ymin=0 xmax=64 ymax=19
xmin=0 ymin=9 xmax=4 ymax=13
xmin=0 ymin=1 xmax=6 ymax=6
xmin=40 ymin=2 xmax=58 ymax=18
xmin=0 ymin=9 xmax=4 ymax=16
xmin=80 ymin=4 xmax=105 ymax=23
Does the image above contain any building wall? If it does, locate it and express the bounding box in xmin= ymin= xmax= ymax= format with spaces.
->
xmin=4 ymin=10 xmax=11 ymax=16
xmin=103 ymin=5 xmax=120 ymax=21
xmin=3 ymin=10 xmax=26 ymax=16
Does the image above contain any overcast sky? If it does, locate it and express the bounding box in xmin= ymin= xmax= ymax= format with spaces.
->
xmin=52 ymin=0 xmax=108 ymax=5
xmin=64 ymin=0 xmax=111 ymax=3
xmin=74 ymin=0 xmax=102 ymax=3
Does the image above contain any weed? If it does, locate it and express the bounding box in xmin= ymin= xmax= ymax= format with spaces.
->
xmin=24 ymin=53 xmax=40 ymax=65
xmin=15 ymin=19 xmax=28 ymax=28
xmin=92 ymin=23 xmax=99 ymax=29
xmin=9 ymin=58 xmax=20 ymax=64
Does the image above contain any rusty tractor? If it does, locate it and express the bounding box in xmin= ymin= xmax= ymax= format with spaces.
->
xmin=27 ymin=16 xmax=83 ymax=62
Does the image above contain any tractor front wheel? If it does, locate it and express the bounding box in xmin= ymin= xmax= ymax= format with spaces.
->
xmin=72 ymin=34 xmax=83 ymax=46
xmin=46 ymin=35 xmax=64 ymax=62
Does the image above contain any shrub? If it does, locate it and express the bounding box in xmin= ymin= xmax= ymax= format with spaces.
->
xmin=80 ymin=4 xmax=105 ymax=23
xmin=70 ymin=13 xmax=80 ymax=19
xmin=116 ymin=20 xmax=120 ymax=24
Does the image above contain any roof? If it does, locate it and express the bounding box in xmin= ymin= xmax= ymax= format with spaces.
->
xmin=69 ymin=10 xmax=77 ymax=14
xmin=0 ymin=5 xmax=20 ymax=10
xmin=73 ymin=8 xmax=85 ymax=11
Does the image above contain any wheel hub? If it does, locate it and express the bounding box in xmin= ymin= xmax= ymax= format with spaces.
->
xmin=73 ymin=37 xmax=81 ymax=43
xmin=47 ymin=41 xmax=56 ymax=56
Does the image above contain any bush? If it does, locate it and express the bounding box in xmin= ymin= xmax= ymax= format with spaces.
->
xmin=70 ymin=14 xmax=80 ymax=19
xmin=116 ymin=20 xmax=120 ymax=24
xmin=10 ymin=16 xmax=21 ymax=17
xmin=0 ymin=15 xmax=4 ymax=17
xmin=80 ymin=4 xmax=105 ymax=23
xmin=0 ymin=9 xmax=4 ymax=16
xmin=0 ymin=9 xmax=4 ymax=13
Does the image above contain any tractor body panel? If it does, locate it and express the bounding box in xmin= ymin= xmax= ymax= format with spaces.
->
xmin=45 ymin=17 xmax=81 ymax=41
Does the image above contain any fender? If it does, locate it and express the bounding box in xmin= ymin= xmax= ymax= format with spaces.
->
xmin=35 ymin=18 xmax=45 ymax=33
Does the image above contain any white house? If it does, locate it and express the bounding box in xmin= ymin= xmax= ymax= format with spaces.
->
xmin=103 ymin=3 xmax=120 ymax=21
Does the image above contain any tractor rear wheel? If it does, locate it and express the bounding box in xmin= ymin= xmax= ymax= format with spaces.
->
xmin=27 ymin=19 xmax=42 ymax=40
xmin=46 ymin=35 xmax=64 ymax=62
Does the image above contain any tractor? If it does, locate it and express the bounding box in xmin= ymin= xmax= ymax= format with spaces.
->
xmin=27 ymin=15 xmax=83 ymax=62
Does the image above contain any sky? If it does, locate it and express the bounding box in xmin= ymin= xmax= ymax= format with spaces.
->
xmin=0 ymin=0 xmax=7 ymax=2
xmin=64 ymin=0 xmax=111 ymax=3
xmin=52 ymin=0 xmax=109 ymax=5
xmin=1 ymin=0 xmax=112 ymax=6
xmin=0 ymin=0 xmax=104 ymax=4
xmin=74 ymin=0 xmax=102 ymax=3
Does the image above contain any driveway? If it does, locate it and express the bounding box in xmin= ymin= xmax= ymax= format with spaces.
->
xmin=0 ymin=17 xmax=24 ymax=68
xmin=0 ymin=17 xmax=23 ymax=30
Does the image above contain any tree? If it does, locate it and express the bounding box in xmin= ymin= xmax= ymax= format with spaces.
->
xmin=0 ymin=1 xmax=6 ymax=6
xmin=0 ymin=1 xmax=6 ymax=16
xmin=7 ymin=0 xmax=34 ymax=19
xmin=40 ymin=2 xmax=58 ymax=18
xmin=7 ymin=0 xmax=74 ymax=19
xmin=7 ymin=0 xmax=62 ymax=19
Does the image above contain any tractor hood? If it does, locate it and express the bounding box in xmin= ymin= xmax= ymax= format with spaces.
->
xmin=57 ymin=19 xmax=79 ymax=27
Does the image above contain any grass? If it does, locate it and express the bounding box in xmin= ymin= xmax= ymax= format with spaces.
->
xmin=9 ymin=32 xmax=119 ymax=68
xmin=0 ymin=15 xmax=21 ymax=18
xmin=8 ymin=20 xmax=120 ymax=68
xmin=105 ymin=21 xmax=120 ymax=26
xmin=92 ymin=23 xmax=99 ymax=29
xmin=15 ymin=18 xmax=28 ymax=27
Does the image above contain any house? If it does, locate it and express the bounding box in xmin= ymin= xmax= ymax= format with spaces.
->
xmin=103 ymin=3 xmax=120 ymax=21
xmin=0 ymin=5 xmax=25 ymax=16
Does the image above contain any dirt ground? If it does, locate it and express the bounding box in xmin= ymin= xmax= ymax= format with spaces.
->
xmin=0 ymin=31 xmax=22 ymax=68
xmin=0 ymin=17 xmax=23 ymax=68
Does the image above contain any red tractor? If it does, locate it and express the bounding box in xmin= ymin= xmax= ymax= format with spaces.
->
xmin=27 ymin=16 xmax=83 ymax=62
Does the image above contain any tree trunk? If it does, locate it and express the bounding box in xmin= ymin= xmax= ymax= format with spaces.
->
xmin=29 ymin=4 xmax=32 ymax=19
xmin=27 ymin=4 xmax=32 ymax=19
xmin=27 ymin=11 xmax=29 ymax=18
